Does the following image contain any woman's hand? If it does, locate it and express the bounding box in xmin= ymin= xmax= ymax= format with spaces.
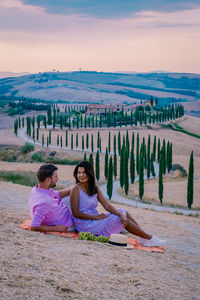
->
xmin=96 ymin=213 xmax=108 ymax=220
xmin=120 ymin=214 xmax=128 ymax=227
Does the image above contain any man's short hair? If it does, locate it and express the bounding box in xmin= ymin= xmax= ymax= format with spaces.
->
xmin=37 ymin=164 xmax=58 ymax=182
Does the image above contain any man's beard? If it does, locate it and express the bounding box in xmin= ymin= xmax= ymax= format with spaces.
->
xmin=49 ymin=181 xmax=56 ymax=188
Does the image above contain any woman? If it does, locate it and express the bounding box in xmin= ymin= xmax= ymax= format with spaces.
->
xmin=70 ymin=161 xmax=166 ymax=247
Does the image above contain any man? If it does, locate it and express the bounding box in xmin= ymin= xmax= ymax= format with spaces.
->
xmin=29 ymin=164 xmax=73 ymax=232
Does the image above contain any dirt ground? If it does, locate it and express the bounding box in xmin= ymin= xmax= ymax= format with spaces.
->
xmin=0 ymin=181 xmax=200 ymax=300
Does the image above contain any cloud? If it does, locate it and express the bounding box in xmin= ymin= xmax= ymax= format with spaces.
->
xmin=0 ymin=0 xmax=200 ymax=73
xmin=20 ymin=0 xmax=200 ymax=18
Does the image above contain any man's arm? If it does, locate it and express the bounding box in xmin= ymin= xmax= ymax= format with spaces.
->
xmin=59 ymin=188 xmax=71 ymax=199
xmin=30 ymin=224 xmax=70 ymax=232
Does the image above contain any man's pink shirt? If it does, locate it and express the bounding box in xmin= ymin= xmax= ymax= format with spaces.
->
xmin=29 ymin=185 xmax=73 ymax=227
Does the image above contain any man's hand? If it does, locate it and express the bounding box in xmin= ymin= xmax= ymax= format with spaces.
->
xmin=96 ymin=213 xmax=108 ymax=220
xmin=59 ymin=188 xmax=72 ymax=199
xmin=120 ymin=214 xmax=128 ymax=227
xmin=54 ymin=225 xmax=70 ymax=232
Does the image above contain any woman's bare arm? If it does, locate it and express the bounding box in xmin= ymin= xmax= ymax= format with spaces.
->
xmin=97 ymin=188 xmax=127 ymax=226
xmin=70 ymin=186 xmax=107 ymax=220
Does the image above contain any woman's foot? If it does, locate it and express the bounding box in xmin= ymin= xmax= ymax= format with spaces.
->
xmin=138 ymin=235 xmax=166 ymax=247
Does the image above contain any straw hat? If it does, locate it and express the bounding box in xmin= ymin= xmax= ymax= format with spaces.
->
xmin=107 ymin=234 xmax=133 ymax=249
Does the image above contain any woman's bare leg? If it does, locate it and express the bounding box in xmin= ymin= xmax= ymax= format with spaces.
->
xmin=125 ymin=218 xmax=152 ymax=239
xmin=126 ymin=211 xmax=139 ymax=226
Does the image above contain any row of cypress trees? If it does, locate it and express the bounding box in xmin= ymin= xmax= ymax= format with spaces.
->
xmin=14 ymin=101 xmax=184 ymax=135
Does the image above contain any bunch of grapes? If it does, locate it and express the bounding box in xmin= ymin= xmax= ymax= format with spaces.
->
xmin=96 ymin=235 xmax=109 ymax=243
xmin=78 ymin=232 xmax=109 ymax=243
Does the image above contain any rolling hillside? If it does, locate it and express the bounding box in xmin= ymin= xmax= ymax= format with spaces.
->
xmin=0 ymin=71 xmax=200 ymax=106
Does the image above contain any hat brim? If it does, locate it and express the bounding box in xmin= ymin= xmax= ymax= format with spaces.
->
xmin=105 ymin=243 xmax=133 ymax=249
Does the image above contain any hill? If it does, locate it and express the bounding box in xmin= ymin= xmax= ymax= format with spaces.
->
xmin=0 ymin=71 xmax=200 ymax=107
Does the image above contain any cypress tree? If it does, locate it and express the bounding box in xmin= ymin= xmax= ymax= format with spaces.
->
xmin=37 ymin=128 xmax=39 ymax=140
xmin=36 ymin=115 xmax=40 ymax=130
xmin=42 ymin=134 xmax=44 ymax=147
xmin=136 ymin=133 xmax=140 ymax=174
xmin=86 ymin=133 xmax=89 ymax=149
xmin=82 ymin=135 xmax=84 ymax=151
xmin=43 ymin=115 xmax=47 ymax=129
xmin=113 ymin=134 xmax=116 ymax=154
xmin=65 ymin=130 xmax=68 ymax=147
xmin=152 ymin=135 xmax=156 ymax=161
xmin=95 ymin=150 xmax=100 ymax=181
xmin=139 ymin=145 xmax=144 ymax=200
xmin=97 ymin=131 xmax=100 ymax=149
xmin=118 ymin=131 xmax=121 ymax=155
xmin=126 ymin=130 xmax=130 ymax=158
xmin=95 ymin=115 xmax=98 ymax=127
xmin=32 ymin=115 xmax=35 ymax=131
xmin=84 ymin=152 xmax=87 ymax=161
xmin=99 ymin=137 xmax=102 ymax=153
xmin=49 ymin=130 xmax=51 ymax=145
xmin=92 ymin=114 xmax=94 ymax=128
xmin=91 ymin=134 xmax=94 ymax=152
xmin=167 ymin=141 xmax=170 ymax=172
xmin=53 ymin=106 xmax=56 ymax=129
xmin=131 ymin=131 xmax=135 ymax=153
xmin=60 ymin=135 xmax=63 ymax=148
xmin=46 ymin=135 xmax=49 ymax=147
xmin=122 ymin=135 xmax=126 ymax=149
xmin=157 ymin=138 xmax=160 ymax=162
xmin=104 ymin=148 xmax=109 ymax=179
xmin=14 ymin=119 xmax=18 ymax=135
xmin=47 ymin=106 xmax=52 ymax=125
xmin=187 ymin=151 xmax=194 ymax=209
xmin=89 ymin=153 xmax=94 ymax=169
xmin=124 ymin=148 xmax=129 ymax=195
xmin=120 ymin=145 xmax=125 ymax=189
xmin=150 ymin=153 xmax=155 ymax=178
xmin=107 ymin=156 xmax=113 ymax=200
xmin=162 ymin=139 xmax=166 ymax=174
xmin=158 ymin=153 xmax=163 ymax=204
xmin=76 ymin=115 xmax=79 ymax=129
xmin=32 ymin=129 xmax=35 ymax=141
xmin=130 ymin=147 xmax=135 ymax=184
xmin=147 ymin=134 xmax=151 ymax=180
xmin=57 ymin=134 xmax=59 ymax=146
xmin=108 ymin=131 xmax=111 ymax=153
xmin=76 ymin=132 xmax=78 ymax=148
xmin=143 ymin=137 xmax=147 ymax=169
xmin=113 ymin=148 xmax=117 ymax=179
xmin=71 ymin=133 xmax=73 ymax=150
xmin=81 ymin=114 xmax=83 ymax=128
xmin=169 ymin=143 xmax=173 ymax=172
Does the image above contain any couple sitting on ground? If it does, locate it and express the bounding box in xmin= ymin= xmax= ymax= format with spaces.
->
xmin=29 ymin=161 xmax=166 ymax=247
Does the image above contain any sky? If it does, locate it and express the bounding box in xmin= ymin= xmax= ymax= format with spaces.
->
xmin=0 ymin=0 xmax=200 ymax=74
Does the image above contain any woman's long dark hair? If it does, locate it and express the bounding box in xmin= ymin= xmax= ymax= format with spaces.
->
xmin=73 ymin=160 xmax=98 ymax=196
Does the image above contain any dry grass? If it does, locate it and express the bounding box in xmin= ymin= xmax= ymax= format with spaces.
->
xmin=0 ymin=182 xmax=200 ymax=299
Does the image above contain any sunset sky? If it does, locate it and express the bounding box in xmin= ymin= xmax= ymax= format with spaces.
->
xmin=0 ymin=0 xmax=200 ymax=74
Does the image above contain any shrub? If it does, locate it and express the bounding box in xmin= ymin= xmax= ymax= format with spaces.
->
xmin=45 ymin=157 xmax=81 ymax=165
xmin=0 ymin=171 xmax=37 ymax=187
xmin=31 ymin=152 xmax=44 ymax=162
xmin=21 ymin=142 xmax=35 ymax=153
xmin=171 ymin=164 xmax=187 ymax=176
